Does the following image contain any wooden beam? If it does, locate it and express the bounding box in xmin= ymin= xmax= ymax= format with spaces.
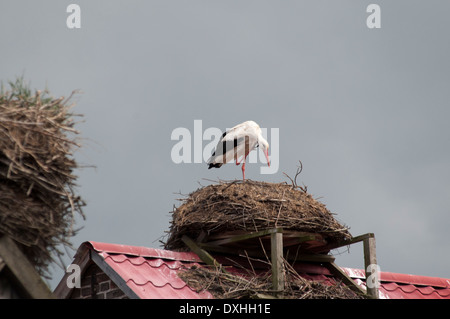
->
xmin=325 ymin=262 xmax=366 ymax=297
xmin=310 ymin=232 xmax=375 ymax=254
xmin=197 ymin=243 xmax=243 ymax=255
xmin=270 ymin=231 xmax=285 ymax=291
xmin=199 ymin=231 xmax=316 ymax=256
xmin=182 ymin=235 xmax=226 ymax=272
xmin=351 ymin=233 xmax=375 ymax=244
xmin=292 ymin=254 xmax=335 ymax=263
xmin=0 ymin=256 xmax=5 ymax=272
xmin=195 ymin=230 xmax=208 ymax=243
xmin=199 ymin=229 xmax=318 ymax=258
xmin=363 ymin=236 xmax=379 ymax=299
xmin=281 ymin=234 xmax=320 ymax=247
xmin=204 ymin=228 xmax=283 ymax=247
xmin=0 ymin=235 xmax=54 ymax=299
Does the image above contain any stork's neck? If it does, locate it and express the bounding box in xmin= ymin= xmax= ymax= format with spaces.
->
xmin=257 ymin=134 xmax=268 ymax=147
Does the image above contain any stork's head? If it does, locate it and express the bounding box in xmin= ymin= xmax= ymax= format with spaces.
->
xmin=258 ymin=135 xmax=271 ymax=167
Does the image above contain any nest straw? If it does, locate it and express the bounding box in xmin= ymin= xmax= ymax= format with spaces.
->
xmin=178 ymin=261 xmax=363 ymax=299
xmin=164 ymin=179 xmax=351 ymax=251
xmin=0 ymin=78 xmax=85 ymax=277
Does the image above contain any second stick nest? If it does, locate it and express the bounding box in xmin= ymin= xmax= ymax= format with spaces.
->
xmin=0 ymin=79 xmax=85 ymax=276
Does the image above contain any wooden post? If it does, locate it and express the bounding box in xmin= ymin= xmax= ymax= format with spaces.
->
xmin=363 ymin=235 xmax=379 ymax=299
xmin=270 ymin=230 xmax=285 ymax=292
xmin=0 ymin=235 xmax=54 ymax=299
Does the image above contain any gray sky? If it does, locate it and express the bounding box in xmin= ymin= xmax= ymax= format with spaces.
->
xmin=1 ymin=1 xmax=449 ymax=289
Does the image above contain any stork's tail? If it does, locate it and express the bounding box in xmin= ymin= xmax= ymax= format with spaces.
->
xmin=208 ymin=163 xmax=222 ymax=169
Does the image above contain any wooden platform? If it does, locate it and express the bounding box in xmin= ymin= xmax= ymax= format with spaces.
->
xmin=182 ymin=228 xmax=379 ymax=298
xmin=194 ymin=228 xmax=343 ymax=262
xmin=196 ymin=228 xmax=342 ymax=256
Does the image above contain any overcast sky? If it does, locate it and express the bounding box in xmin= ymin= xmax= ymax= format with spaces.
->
xmin=1 ymin=1 xmax=449 ymax=290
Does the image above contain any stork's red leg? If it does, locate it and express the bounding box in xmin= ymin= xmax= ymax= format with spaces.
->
xmin=241 ymin=152 xmax=250 ymax=180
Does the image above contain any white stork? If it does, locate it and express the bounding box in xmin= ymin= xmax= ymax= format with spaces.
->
xmin=207 ymin=120 xmax=270 ymax=180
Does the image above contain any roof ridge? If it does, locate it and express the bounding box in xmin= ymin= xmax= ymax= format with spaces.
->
xmin=86 ymin=241 xmax=202 ymax=262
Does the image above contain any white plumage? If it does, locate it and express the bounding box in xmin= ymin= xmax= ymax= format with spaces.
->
xmin=207 ymin=120 xmax=270 ymax=180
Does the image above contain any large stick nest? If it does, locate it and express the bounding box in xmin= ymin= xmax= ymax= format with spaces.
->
xmin=164 ymin=179 xmax=351 ymax=251
xmin=0 ymin=79 xmax=85 ymax=277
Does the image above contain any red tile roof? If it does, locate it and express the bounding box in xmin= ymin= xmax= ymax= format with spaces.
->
xmin=91 ymin=242 xmax=212 ymax=299
xmin=55 ymin=241 xmax=450 ymax=299
xmin=341 ymin=267 xmax=450 ymax=299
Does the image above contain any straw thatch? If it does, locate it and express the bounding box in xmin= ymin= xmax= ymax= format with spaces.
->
xmin=0 ymin=78 xmax=85 ymax=276
xmin=179 ymin=263 xmax=363 ymax=299
xmin=164 ymin=179 xmax=351 ymax=251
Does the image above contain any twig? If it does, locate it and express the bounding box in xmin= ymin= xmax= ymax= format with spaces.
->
xmin=283 ymin=160 xmax=307 ymax=192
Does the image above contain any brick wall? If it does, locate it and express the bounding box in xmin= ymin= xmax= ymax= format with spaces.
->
xmin=69 ymin=263 xmax=128 ymax=299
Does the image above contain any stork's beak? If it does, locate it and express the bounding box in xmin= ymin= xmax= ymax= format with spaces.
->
xmin=264 ymin=149 xmax=270 ymax=167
